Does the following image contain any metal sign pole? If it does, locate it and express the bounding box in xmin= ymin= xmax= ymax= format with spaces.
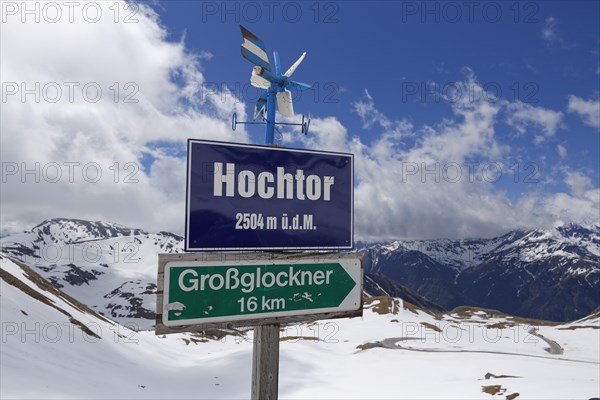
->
xmin=251 ymin=86 xmax=280 ymax=400
xmin=264 ymin=86 xmax=277 ymax=145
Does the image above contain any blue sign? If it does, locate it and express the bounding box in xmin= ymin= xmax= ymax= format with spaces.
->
xmin=185 ymin=139 xmax=353 ymax=251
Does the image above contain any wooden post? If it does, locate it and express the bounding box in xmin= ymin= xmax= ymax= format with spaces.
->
xmin=251 ymin=323 xmax=280 ymax=400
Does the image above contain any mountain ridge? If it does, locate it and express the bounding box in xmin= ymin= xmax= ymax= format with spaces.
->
xmin=364 ymin=223 xmax=600 ymax=321
xmin=1 ymin=218 xmax=598 ymax=326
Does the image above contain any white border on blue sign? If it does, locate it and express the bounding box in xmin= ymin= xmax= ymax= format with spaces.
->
xmin=185 ymin=139 xmax=354 ymax=252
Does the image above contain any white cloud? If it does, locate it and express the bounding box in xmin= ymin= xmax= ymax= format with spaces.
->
xmin=2 ymin=4 xmax=596 ymax=241
xmin=0 ymin=1 xmax=247 ymax=234
xmin=564 ymin=170 xmax=593 ymax=196
xmin=557 ymin=144 xmax=568 ymax=159
xmin=346 ymin=84 xmax=528 ymax=240
xmin=352 ymin=91 xmax=414 ymax=159
xmin=542 ymin=17 xmax=557 ymax=41
xmin=506 ymin=101 xmax=564 ymax=142
xmin=567 ymin=95 xmax=600 ymax=129
xmin=526 ymin=63 xmax=538 ymax=73
xmin=298 ymin=117 xmax=349 ymax=154
xmin=541 ymin=16 xmax=566 ymax=47
xmin=289 ymin=76 xmax=598 ymax=241
xmin=353 ymin=89 xmax=394 ymax=131
xmin=530 ymin=189 xmax=600 ymax=228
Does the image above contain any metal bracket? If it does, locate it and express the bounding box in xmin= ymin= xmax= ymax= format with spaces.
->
xmin=300 ymin=115 xmax=310 ymax=135
xmin=232 ymin=113 xmax=310 ymax=135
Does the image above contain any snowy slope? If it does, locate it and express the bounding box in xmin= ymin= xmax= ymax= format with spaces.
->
xmin=0 ymin=254 xmax=250 ymax=399
xmin=1 ymin=218 xmax=183 ymax=329
xmin=2 ymin=254 xmax=599 ymax=399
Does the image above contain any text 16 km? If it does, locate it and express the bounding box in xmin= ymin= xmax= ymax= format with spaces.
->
xmin=237 ymin=296 xmax=286 ymax=312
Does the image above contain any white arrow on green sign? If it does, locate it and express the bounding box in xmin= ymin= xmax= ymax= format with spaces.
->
xmin=162 ymin=255 xmax=362 ymax=326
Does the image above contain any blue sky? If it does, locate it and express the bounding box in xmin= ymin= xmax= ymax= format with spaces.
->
xmin=1 ymin=0 xmax=598 ymax=240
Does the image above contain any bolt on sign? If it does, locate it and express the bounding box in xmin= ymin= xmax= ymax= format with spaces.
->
xmin=156 ymin=252 xmax=363 ymax=334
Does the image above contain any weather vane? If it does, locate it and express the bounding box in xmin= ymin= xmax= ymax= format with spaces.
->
xmin=232 ymin=25 xmax=311 ymax=145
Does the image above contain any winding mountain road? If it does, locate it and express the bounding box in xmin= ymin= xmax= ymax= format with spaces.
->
xmin=359 ymin=334 xmax=596 ymax=365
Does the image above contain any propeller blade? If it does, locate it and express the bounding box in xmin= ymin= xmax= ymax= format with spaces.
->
xmin=240 ymin=25 xmax=270 ymax=71
xmin=273 ymin=51 xmax=282 ymax=76
xmin=253 ymin=90 xmax=268 ymax=121
xmin=284 ymin=52 xmax=306 ymax=77
xmin=277 ymin=90 xmax=294 ymax=118
xmin=250 ymin=70 xmax=270 ymax=89
xmin=286 ymin=80 xmax=311 ymax=91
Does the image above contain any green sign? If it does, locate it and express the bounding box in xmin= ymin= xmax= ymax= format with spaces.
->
xmin=162 ymin=257 xmax=361 ymax=326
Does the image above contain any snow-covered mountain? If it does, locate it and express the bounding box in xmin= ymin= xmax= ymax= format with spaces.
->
xmin=3 ymin=218 xmax=445 ymax=330
xmin=2 ymin=252 xmax=599 ymax=399
xmin=2 ymin=218 xmax=599 ymax=330
xmin=364 ymin=224 xmax=600 ymax=321
xmin=1 ymin=218 xmax=183 ymax=330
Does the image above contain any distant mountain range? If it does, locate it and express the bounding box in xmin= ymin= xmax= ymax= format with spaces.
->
xmin=363 ymin=224 xmax=600 ymax=321
xmin=1 ymin=218 xmax=598 ymax=328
